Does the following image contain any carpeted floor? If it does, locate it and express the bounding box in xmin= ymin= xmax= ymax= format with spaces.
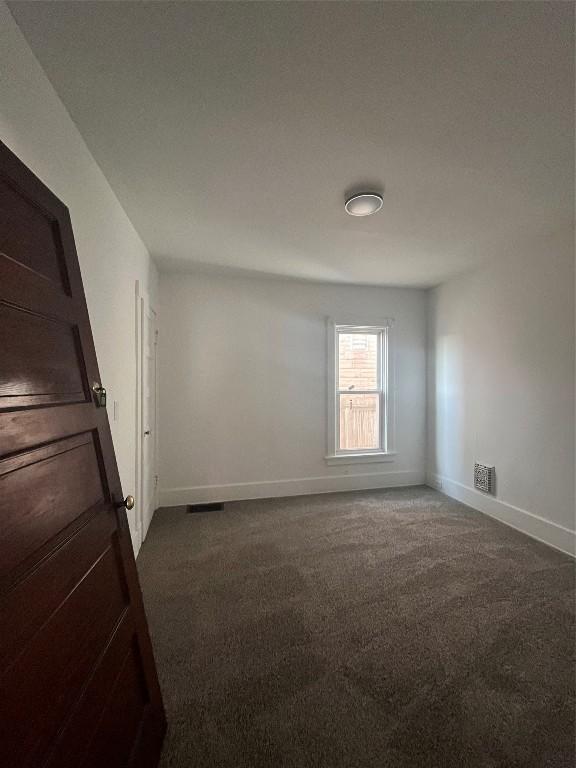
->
xmin=137 ymin=486 xmax=575 ymax=768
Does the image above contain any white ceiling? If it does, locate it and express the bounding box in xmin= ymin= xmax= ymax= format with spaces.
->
xmin=9 ymin=1 xmax=574 ymax=287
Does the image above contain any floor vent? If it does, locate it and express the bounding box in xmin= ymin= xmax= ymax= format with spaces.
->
xmin=187 ymin=502 xmax=224 ymax=513
xmin=474 ymin=463 xmax=495 ymax=494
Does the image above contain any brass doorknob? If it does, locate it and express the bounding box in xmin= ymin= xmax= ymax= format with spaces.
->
xmin=118 ymin=495 xmax=135 ymax=510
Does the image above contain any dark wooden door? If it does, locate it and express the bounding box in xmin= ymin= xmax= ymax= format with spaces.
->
xmin=0 ymin=140 xmax=166 ymax=768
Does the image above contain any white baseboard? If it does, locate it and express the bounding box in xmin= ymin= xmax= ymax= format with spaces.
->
xmin=426 ymin=472 xmax=575 ymax=557
xmin=160 ymin=469 xmax=424 ymax=507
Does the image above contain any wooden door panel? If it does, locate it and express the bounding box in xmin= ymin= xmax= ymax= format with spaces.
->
xmin=0 ymin=176 xmax=69 ymax=291
xmin=0 ymin=508 xmax=115 ymax=670
xmin=0 ymin=432 xmax=104 ymax=579
xmin=0 ymin=543 xmax=128 ymax=768
xmin=0 ymin=302 xmax=86 ymax=407
xmin=0 ymin=254 xmax=76 ymax=322
xmin=0 ymin=140 xmax=165 ymax=767
xmin=43 ymin=613 xmax=138 ymax=768
xmin=1 ymin=403 xmax=96 ymax=455
xmin=81 ymin=641 xmax=151 ymax=768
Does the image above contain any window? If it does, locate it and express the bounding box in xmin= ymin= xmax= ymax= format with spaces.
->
xmin=326 ymin=321 xmax=395 ymax=464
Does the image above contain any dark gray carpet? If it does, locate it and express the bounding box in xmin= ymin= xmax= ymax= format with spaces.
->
xmin=137 ymin=486 xmax=575 ymax=768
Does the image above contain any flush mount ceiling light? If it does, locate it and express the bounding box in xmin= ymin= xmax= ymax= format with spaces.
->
xmin=345 ymin=193 xmax=384 ymax=217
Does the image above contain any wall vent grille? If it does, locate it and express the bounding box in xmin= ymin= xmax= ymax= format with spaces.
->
xmin=474 ymin=463 xmax=495 ymax=494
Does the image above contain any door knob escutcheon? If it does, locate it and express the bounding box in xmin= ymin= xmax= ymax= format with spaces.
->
xmin=117 ymin=495 xmax=135 ymax=510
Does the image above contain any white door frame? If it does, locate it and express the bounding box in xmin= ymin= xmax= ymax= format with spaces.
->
xmin=135 ymin=280 xmax=158 ymax=550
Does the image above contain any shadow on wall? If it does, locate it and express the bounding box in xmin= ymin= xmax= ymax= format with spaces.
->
xmin=432 ymin=333 xmax=466 ymax=480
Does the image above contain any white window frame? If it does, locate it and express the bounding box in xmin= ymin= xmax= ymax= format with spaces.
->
xmin=325 ymin=318 xmax=396 ymax=465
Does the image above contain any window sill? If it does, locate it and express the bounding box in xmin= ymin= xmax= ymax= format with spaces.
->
xmin=324 ymin=452 xmax=397 ymax=466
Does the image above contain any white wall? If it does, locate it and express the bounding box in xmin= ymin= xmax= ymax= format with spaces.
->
xmin=159 ymin=271 xmax=427 ymax=505
xmin=0 ymin=2 xmax=158 ymax=553
xmin=427 ymin=230 xmax=575 ymax=555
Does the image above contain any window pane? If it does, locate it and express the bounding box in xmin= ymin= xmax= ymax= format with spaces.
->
xmin=338 ymin=393 xmax=380 ymax=451
xmin=338 ymin=333 xmax=378 ymax=390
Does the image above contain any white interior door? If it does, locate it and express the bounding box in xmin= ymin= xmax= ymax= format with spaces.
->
xmin=140 ymin=293 xmax=158 ymax=543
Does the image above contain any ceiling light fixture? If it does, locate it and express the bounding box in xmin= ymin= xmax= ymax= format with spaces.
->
xmin=345 ymin=192 xmax=383 ymax=217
